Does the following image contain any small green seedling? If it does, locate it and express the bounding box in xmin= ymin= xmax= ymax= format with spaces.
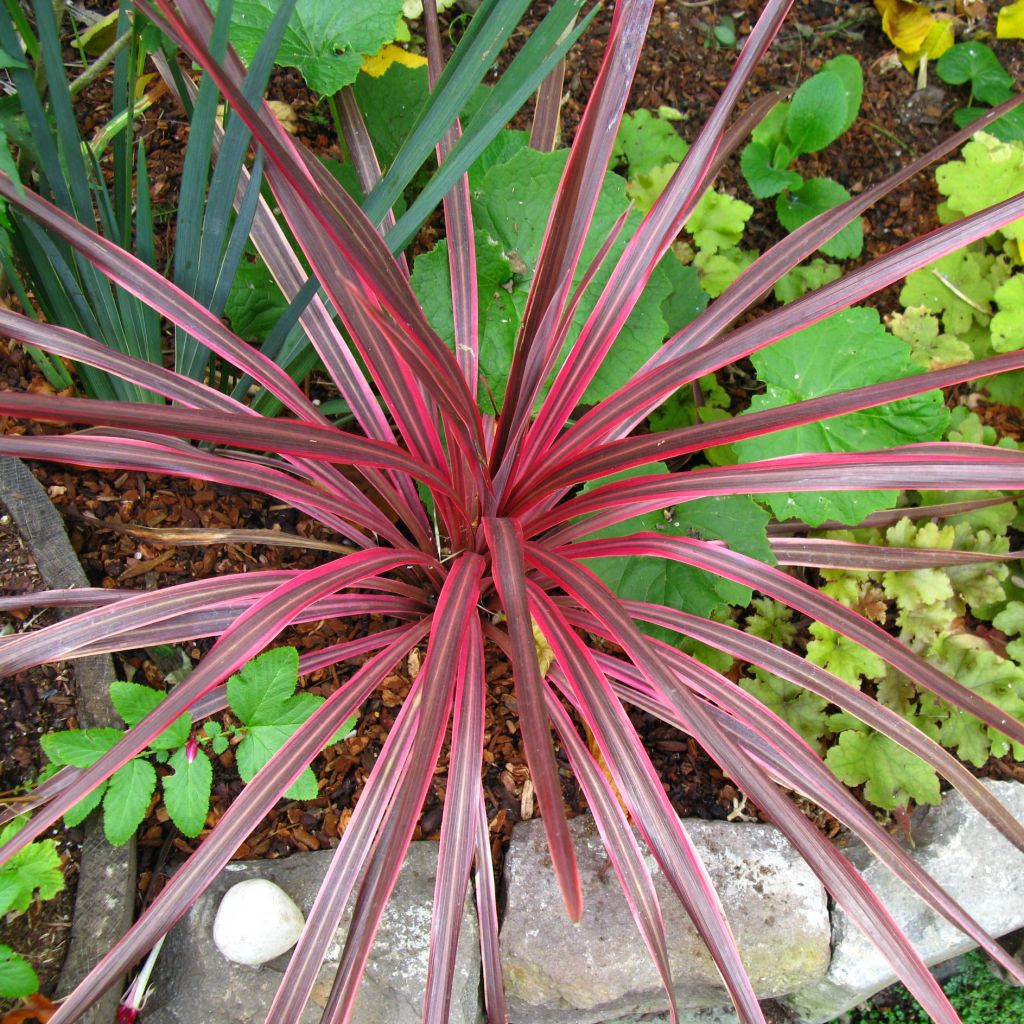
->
xmin=0 ymin=817 xmax=65 ymax=999
xmin=740 ymin=55 xmax=864 ymax=258
xmin=936 ymin=41 xmax=1024 ymax=143
xmin=40 ymin=647 xmax=358 ymax=845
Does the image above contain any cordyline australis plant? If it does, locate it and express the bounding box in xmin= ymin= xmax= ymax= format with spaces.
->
xmin=3 ymin=0 xmax=1024 ymax=1020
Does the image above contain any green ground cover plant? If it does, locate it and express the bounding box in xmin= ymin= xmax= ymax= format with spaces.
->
xmin=0 ymin=1 xmax=1023 ymax=1023
xmin=0 ymin=819 xmax=64 ymax=1000
xmin=847 ymin=951 xmax=1024 ymax=1024
xmin=38 ymin=647 xmax=357 ymax=844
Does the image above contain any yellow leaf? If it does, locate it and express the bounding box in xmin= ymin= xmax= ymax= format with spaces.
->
xmin=875 ymin=0 xmax=935 ymax=53
xmin=361 ymin=44 xmax=427 ymax=79
xmin=898 ymin=17 xmax=955 ymax=71
xmin=997 ymin=0 xmax=1024 ymax=37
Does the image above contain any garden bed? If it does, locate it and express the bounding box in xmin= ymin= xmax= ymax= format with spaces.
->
xmin=2 ymin=0 xmax=1024 ymax=1020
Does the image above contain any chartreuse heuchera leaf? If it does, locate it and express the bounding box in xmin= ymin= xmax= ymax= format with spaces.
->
xmin=733 ymin=307 xmax=949 ymax=525
xmin=40 ymin=647 xmax=357 ymax=842
xmin=935 ymin=133 xmax=1024 ymax=257
xmin=208 ymin=0 xmax=406 ymax=94
xmin=0 ymin=818 xmax=65 ymax=999
xmin=825 ymin=726 xmax=942 ymax=810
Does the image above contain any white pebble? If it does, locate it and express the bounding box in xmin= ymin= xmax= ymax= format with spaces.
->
xmin=212 ymin=878 xmax=305 ymax=966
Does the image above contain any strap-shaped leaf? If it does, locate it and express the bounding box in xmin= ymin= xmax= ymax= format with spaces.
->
xmin=484 ymin=517 xmax=583 ymax=921
xmin=270 ymin=554 xmax=484 ymax=1023
xmin=46 ymin=623 xmax=426 ymax=1024
xmin=0 ymin=550 xmax=437 ymax=865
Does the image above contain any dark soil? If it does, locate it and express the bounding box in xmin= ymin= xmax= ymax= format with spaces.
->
xmin=2 ymin=0 xmax=1023 ymax=1005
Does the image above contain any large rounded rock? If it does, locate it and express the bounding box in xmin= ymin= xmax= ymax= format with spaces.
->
xmin=212 ymin=878 xmax=305 ymax=966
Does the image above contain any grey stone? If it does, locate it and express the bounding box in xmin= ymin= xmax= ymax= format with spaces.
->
xmin=783 ymin=780 xmax=1024 ymax=1024
xmin=500 ymin=815 xmax=830 ymax=1024
xmin=147 ymin=842 xmax=482 ymax=1024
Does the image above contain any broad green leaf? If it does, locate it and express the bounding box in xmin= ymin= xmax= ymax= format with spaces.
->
xmin=0 ymin=876 xmax=21 ymax=918
xmin=224 ymin=260 xmax=288 ymax=344
xmin=228 ymin=646 xmax=302 ymax=726
xmin=163 ymin=747 xmax=213 ymax=838
xmin=786 ymin=72 xmax=849 ymax=155
xmin=776 ymin=177 xmax=863 ymax=258
xmin=825 ymin=730 xmax=941 ymax=809
xmin=0 ymin=946 xmax=38 ymax=1000
xmin=581 ymin=463 xmax=773 ymax=629
xmin=820 ymin=55 xmax=863 ymax=135
xmin=739 ymin=141 xmax=802 ymax=199
xmin=414 ymin=145 xmax=673 ymax=410
xmin=733 ymin=307 xmax=948 ymax=525
xmin=936 ymin=41 xmax=1014 ymax=106
xmin=954 ymin=104 xmax=1024 ymax=144
xmin=41 ymin=728 xmax=122 ymax=768
xmin=352 ymin=63 xmax=430 ymax=173
xmin=103 ymin=759 xmax=157 ymax=846
xmin=750 ymin=101 xmax=788 ymax=150
xmin=210 ymin=0 xmax=406 ymax=94
xmin=658 ymin=257 xmax=709 ymax=334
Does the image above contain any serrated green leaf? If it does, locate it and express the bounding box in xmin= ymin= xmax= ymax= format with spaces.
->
xmin=786 ymin=73 xmax=849 ymax=155
xmin=0 ymin=945 xmax=39 ymax=1000
xmin=806 ymin=622 xmax=886 ymax=687
xmin=212 ymin=734 xmax=230 ymax=755
xmin=228 ymin=646 xmax=301 ymax=726
xmin=994 ymin=600 xmax=1024 ymax=636
xmin=825 ymin=730 xmax=941 ymax=809
xmin=236 ymin=692 xmax=324 ymax=788
xmin=284 ymin=766 xmax=320 ymax=801
xmin=692 ymin=245 xmax=758 ymax=298
xmin=102 ymin=759 xmax=157 ymax=846
xmin=210 ymin=0 xmax=406 ymax=94
xmin=163 ymin=747 xmax=213 ymax=838
xmin=41 ymin=728 xmax=122 ymax=768
xmin=108 ymin=680 xmax=191 ymax=751
xmin=899 ymin=248 xmax=1005 ymax=336
xmin=733 ymin=308 xmax=948 ymax=525
xmin=110 ymin=680 xmax=163 ymax=726
xmin=887 ymin=305 xmax=974 ymax=370
xmin=935 ymin=132 xmax=1024 ymax=244
xmin=63 ymin=781 xmax=107 ymax=829
xmin=773 ymin=258 xmax=841 ymax=304
xmin=776 ymin=177 xmax=863 ymax=258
